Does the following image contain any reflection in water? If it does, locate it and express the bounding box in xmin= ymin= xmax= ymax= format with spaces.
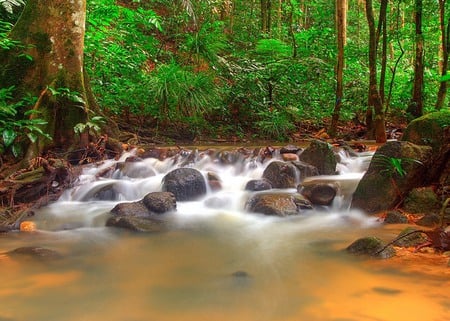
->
xmin=0 ymin=149 xmax=448 ymax=321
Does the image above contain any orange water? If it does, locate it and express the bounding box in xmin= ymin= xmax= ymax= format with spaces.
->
xmin=0 ymin=221 xmax=448 ymax=321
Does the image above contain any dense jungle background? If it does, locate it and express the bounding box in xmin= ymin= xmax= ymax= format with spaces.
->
xmin=1 ymin=0 xmax=450 ymax=157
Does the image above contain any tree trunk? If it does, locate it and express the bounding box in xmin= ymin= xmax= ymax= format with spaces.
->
xmin=2 ymin=0 xmax=115 ymax=159
xmin=261 ymin=0 xmax=272 ymax=34
xmin=408 ymin=0 xmax=424 ymax=118
xmin=330 ymin=0 xmax=347 ymax=137
xmin=365 ymin=0 xmax=387 ymax=143
xmin=436 ymin=0 xmax=449 ymax=110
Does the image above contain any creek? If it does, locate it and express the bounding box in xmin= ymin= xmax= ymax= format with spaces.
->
xmin=0 ymin=147 xmax=449 ymax=321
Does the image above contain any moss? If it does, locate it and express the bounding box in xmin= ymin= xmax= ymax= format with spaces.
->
xmin=402 ymin=110 xmax=450 ymax=151
xmin=32 ymin=32 xmax=52 ymax=54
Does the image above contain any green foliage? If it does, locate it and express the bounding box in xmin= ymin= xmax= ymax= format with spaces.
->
xmin=74 ymin=116 xmax=106 ymax=136
xmin=85 ymin=0 xmax=161 ymax=116
xmin=181 ymin=21 xmax=228 ymax=65
xmin=0 ymin=0 xmax=24 ymax=14
xmin=371 ymin=155 xmax=423 ymax=178
xmin=0 ymin=86 xmax=51 ymax=158
xmin=147 ymin=61 xmax=222 ymax=121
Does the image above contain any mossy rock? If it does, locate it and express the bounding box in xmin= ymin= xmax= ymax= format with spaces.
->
xmin=346 ymin=236 xmax=396 ymax=259
xmin=402 ymin=110 xmax=450 ymax=151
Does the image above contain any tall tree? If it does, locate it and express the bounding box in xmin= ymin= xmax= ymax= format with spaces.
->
xmin=0 ymin=0 xmax=115 ymax=159
xmin=261 ymin=0 xmax=272 ymax=34
xmin=408 ymin=0 xmax=424 ymax=118
xmin=365 ymin=0 xmax=387 ymax=143
xmin=436 ymin=0 xmax=449 ymax=110
xmin=330 ymin=0 xmax=347 ymax=136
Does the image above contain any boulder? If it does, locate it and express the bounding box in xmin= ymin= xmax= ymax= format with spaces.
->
xmin=402 ymin=110 xmax=450 ymax=187
xmin=162 ymin=168 xmax=207 ymax=201
xmin=262 ymin=161 xmax=298 ymax=188
xmin=106 ymin=192 xmax=176 ymax=232
xmin=291 ymin=161 xmax=319 ymax=181
xmin=299 ymin=183 xmax=337 ymax=206
xmin=383 ymin=211 xmax=408 ymax=224
xmin=298 ymin=139 xmax=337 ymax=175
xmin=402 ymin=109 xmax=450 ymax=152
xmin=351 ymin=141 xmax=432 ymax=214
xmin=142 ymin=192 xmax=177 ymax=214
xmin=245 ymin=192 xmax=312 ymax=217
xmin=244 ymin=179 xmax=272 ymax=192
xmin=393 ymin=227 xmax=428 ymax=247
xmin=346 ymin=236 xmax=395 ymax=259
xmin=403 ymin=187 xmax=441 ymax=214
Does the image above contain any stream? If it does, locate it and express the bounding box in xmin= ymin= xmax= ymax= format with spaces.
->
xmin=0 ymin=147 xmax=449 ymax=321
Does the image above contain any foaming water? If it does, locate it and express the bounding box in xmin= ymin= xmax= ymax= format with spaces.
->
xmin=0 ymin=147 xmax=449 ymax=321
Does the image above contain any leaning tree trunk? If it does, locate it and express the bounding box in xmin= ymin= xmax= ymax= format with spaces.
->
xmin=3 ymin=0 xmax=103 ymax=159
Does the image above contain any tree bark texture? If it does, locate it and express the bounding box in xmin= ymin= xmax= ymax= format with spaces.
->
xmin=5 ymin=0 xmax=93 ymax=157
xmin=436 ymin=0 xmax=449 ymax=110
xmin=330 ymin=0 xmax=347 ymax=136
xmin=408 ymin=0 xmax=424 ymax=118
xmin=365 ymin=0 xmax=387 ymax=143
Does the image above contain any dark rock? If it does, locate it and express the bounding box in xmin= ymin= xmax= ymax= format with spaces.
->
xmin=244 ymin=179 xmax=272 ymax=192
xmin=393 ymin=227 xmax=428 ymax=247
xmin=403 ymin=187 xmax=441 ymax=214
xmin=299 ymin=183 xmax=337 ymax=206
xmin=298 ymin=139 xmax=337 ymax=175
xmin=162 ymin=168 xmax=207 ymax=201
xmin=107 ymin=192 xmax=176 ymax=232
xmin=280 ymin=145 xmax=302 ymax=154
xmin=262 ymin=161 xmax=298 ymax=188
xmin=245 ymin=192 xmax=312 ymax=217
xmin=384 ymin=211 xmax=408 ymax=224
xmin=291 ymin=161 xmax=319 ymax=181
xmin=351 ymin=141 xmax=432 ymax=214
xmin=106 ymin=216 xmax=168 ymax=232
xmin=346 ymin=236 xmax=395 ymax=259
xmin=7 ymin=246 xmax=62 ymax=261
xmin=416 ymin=214 xmax=441 ymax=228
xmin=142 ymin=192 xmax=177 ymax=214
xmin=110 ymin=201 xmax=150 ymax=217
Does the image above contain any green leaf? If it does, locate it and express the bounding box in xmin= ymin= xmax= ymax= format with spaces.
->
xmin=27 ymin=132 xmax=38 ymax=143
xmin=11 ymin=143 xmax=22 ymax=158
xmin=2 ymin=128 xmax=17 ymax=147
xmin=440 ymin=74 xmax=450 ymax=82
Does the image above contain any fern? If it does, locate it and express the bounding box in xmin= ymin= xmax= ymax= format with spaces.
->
xmin=0 ymin=0 xmax=25 ymax=14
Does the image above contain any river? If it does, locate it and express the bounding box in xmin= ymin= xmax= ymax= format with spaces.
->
xmin=0 ymin=147 xmax=448 ymax=321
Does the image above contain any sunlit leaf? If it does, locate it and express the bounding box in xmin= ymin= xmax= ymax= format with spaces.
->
xmin=2 ymin=128 xmax=17 ymax=147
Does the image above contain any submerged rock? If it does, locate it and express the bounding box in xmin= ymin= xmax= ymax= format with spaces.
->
xmin=346 ymin=236 xmax=396 ymax=259
xmin=7 ymin=246 xmax=62 ymax=261
xmin=245 ymin=192 xmax=312 ymax=217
